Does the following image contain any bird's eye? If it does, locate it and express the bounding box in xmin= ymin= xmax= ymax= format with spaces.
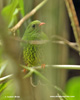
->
xmin=32 ymin=24 xmax=35 ymax=28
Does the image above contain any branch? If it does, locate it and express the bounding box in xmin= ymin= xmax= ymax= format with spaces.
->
xmin=10 ymin=36 xmax=49 ymax=44
xmin=52 ymin=35 xmax=79 ymax=51
xmin=10 ymin=0 xmax=48 ymax=32
xmin=1 ymin=64 xmax=80 ymax=82
xmin=21 ymin=64 xmax=80 ymax=72
xmin=0 ymin=35 xmax=78 ymax=52
xmin=11 ymin=35 xmax=79 ymax=51
xmin=32 ymin=65 xmax=80 ymax=70
xmin=0 ymin=35 xmax=79 ymax=52
xmin=52 ymin=40 xmax=77 ymax=46
xmin=64 ymin=0 xmax=80 ymax=52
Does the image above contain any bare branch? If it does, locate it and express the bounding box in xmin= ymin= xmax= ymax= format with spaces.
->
xmin=52 ymin=35 xmax=79 ymax=51
xmin=33 ymin=65 xmax=80 ymax=70
xmin=64 ymin=0 xmax=80 ymax=52
xmin=10 ymin=36 xmax=49 ymax=44
xmin=52 ymin=40 xmax=77 ymax=46
xmin=0 ymin=34 xmax=79 ymax=52
xmin=11 ymin=36 xmax=79 ymax=51
xmin=22 ymin=64 xmax=80 ymax=70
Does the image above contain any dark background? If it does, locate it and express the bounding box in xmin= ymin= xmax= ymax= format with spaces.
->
xmin=68 ymin=0 xmax=80 ymax=79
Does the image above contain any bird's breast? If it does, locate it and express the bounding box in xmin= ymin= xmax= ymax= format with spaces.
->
xmin=23 ymin=44 xmax=44 ymax=66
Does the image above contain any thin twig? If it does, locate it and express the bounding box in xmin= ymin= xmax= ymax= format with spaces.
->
xmin=52 ymin=35 xmax=79 ymax=51
xmin=10 ymin=36 xmax=49 ymax=44
xmin=10 ymin=0 xmax=48 ymax=32
xmin=52 ymin=40 xmax=77 ymax=46
xmin=64 ymin=0 xmax=80 ymax=52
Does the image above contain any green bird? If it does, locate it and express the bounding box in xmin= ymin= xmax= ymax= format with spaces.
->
xmin=22 ymin=20 xmax=48 ymax=68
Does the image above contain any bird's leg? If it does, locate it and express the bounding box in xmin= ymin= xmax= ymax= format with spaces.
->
xmin=41 ymin=64 xmax=45 ymax=69
xmin=23 ymin=64 xmax=28 ymax=73
xmin=23 ymin=68 xmax=26 ymax=73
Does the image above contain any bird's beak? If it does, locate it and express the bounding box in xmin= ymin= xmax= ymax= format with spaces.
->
xmin=39 ymin=22 xmax=45 ymax=26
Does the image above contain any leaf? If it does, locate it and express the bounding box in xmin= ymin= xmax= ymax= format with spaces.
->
xmin=0 ymin=81 xmax=15 ymax=100
xmin=0 ymin=74 xmax=12 ymax=82
xmin=65 ymin=76 xmax=80 ymax=100
xmin=1 ymin=0 xmax=19 ymax=26
xmin=19 ymin=0 xmax=25 ymax=16
xmin=0 ymin=81 xmax=10 ymax=93
xmin=21 ymin=65 xmax=67 ymax=96
xmin=13 ymin=8 xmax=19 ymax=16
xmin=8 ymin=8 xmax=20 ymax=28
xmin=0 ymin=61 xmax=8 ymax=76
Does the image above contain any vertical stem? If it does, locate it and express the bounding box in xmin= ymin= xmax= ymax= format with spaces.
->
xmin=65 ymin=0 xmax=80 ymax=52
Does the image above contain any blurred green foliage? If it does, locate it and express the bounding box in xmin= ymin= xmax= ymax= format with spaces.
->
xmin=1 ymin=0 xmax=25 ymax=28
xmin=65 ymin=77 xmax=80 ymax=100
xmin=0 ymin=0 xmax=25 ymax=98
xmin=1 ymin=0 xmax=80 ymax=100
xmin=0 ymin=81 xmax=15 ymax=100
xmin=0 ymin=61 xmax=7 ymax=76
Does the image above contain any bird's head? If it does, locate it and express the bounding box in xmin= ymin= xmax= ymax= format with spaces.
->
xmin=27 ymin=20 xmax=45 ymax=33
xmin=22 ymin=20 xmax=45 ymax=40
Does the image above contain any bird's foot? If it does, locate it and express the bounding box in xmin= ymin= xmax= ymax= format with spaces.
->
xmin=41 ymin=64 xmax=45 ymax=69
xmin=23 ymin=64 xmax=28 ymax=73
xmin=23 ymin=69 xmax=26 ymax=73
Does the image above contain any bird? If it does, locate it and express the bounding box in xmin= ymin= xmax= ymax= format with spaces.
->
xmin=22 ymin=20 xmax=48 ymax=68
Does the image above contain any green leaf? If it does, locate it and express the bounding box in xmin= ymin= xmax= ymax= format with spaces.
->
xmin=0 ymin=74 xmax=12 ymax=82
xmin=21 ymin=65 xmax=67 ymax=97
xmin=0 ymin=61 xmax=8 ymax=76
xmin=8 ymin=8 xmax=20 ymax=28
xmin=19 ymin=0 xmax=25 ymax=16
xmin=0 ymin=81 xmax=10 ymax=93
xmin=65 ymin=77 xmax=80 ymax=100
xmin=0 ymin=81 xmax=15 ymax=100
xmin=1 ymin=0 xmax=19 ymax=26
xmin=13 ymin=8 xmax=19 ymax=16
